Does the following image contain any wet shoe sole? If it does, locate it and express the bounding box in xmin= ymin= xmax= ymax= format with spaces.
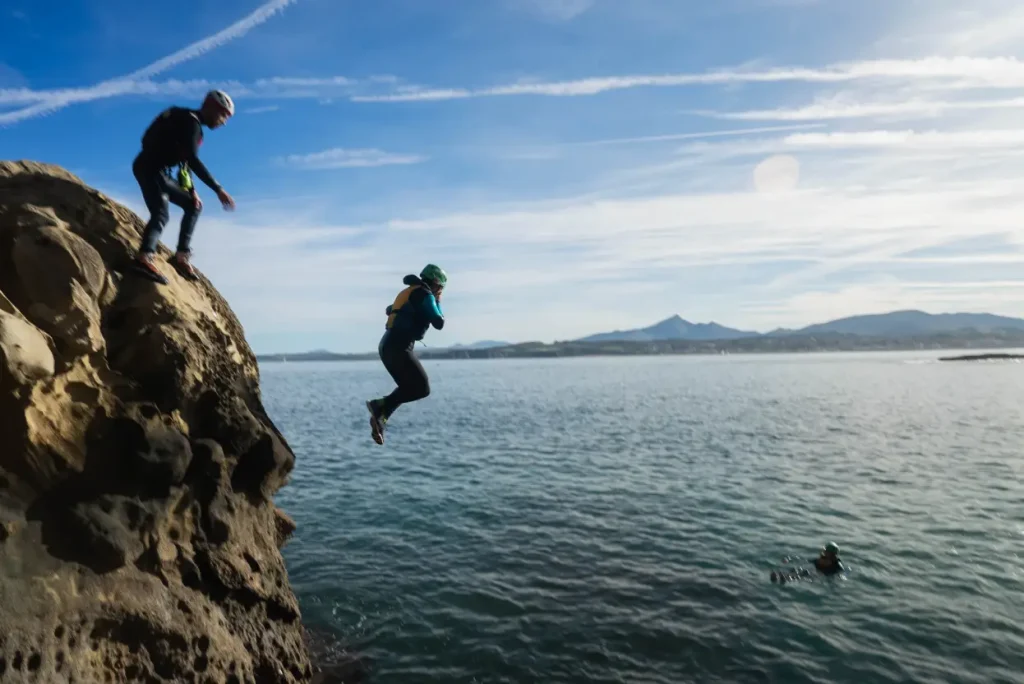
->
xmin=168 ymin=257 xmax=199 ymax=281
xmin=128 ymin=261 xmax=168 ymax=285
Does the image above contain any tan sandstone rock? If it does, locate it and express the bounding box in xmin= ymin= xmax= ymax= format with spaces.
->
xmin=0 ymin=160 xmax=318 ymax=683
xmin=0 ymin=310 xmax=54 ymax=389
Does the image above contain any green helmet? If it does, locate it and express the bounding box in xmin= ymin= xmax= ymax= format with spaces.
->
xmin=420 ymin=263 xmax=447 ymax=288
xmin=824 ymin=542 xmax=840 ymax=555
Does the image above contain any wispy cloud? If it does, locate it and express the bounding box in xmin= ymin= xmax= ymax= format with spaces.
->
xmin=0 ymin=75 xmax=380 ymax=113
xmin=0 ymin=0 xmax=300 ymax=125
xmin=186 ymin=166 xmax=1024 ymax=350
xmin=244 ymin=105 xmax=281 ymax=114
xmin=572 ymin=123 xmax=826 ymax=146
xmin=10 ymin=55 xmax=1024 ymax=118
xmin=784 ymin=129 xmax=1024 ymax=150
xmin=281 ymin=147 xmax=428 ymax=169
xmin=122 ymin=0 xmax=299 ymax=82
xmin=703 ymin=96 xmax=1024 ymax=122
xmin=513 ymin=0 xmax=594 ymax=22
xmin=351 ymin=57 xmax=1024 ymax=103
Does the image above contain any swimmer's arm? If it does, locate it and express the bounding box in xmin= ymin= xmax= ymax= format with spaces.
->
xmin=419 ymin=291 xmax=445 ymax=330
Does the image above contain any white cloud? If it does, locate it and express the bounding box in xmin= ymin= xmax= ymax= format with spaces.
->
xmin=742 ymin=281 xmax=1024 ymax=332
xmin=513 ymin=0 xmax=595 ymax=21
xmin=280 ymin=147 xmax=428 ymax=169
xmin=122 ymin=0 xmax=300 ymax=82
xmin=0 ymin=0 xmax=299 ymax=125
xmin=167 ymin=159 xmax=1024 ymax=349
xmin=351 ymin=57 xmax=1024 ymax=103
xmin=572 ymin=123 xmax=825 ymax=146
xmin=706 ymin=96 xmax=1024 ymax=122
xmin=254 ymin=76 xmax=355 ymax=88
xmin=784 ymin=128 xmax=1024 ymax=149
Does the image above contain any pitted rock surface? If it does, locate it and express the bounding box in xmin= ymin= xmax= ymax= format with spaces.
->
xmin=0 ymin=160 xmax=315 ymax=683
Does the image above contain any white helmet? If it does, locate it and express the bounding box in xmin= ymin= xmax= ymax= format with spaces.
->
xmin=203 ymin=89 xmax=234 ymax=116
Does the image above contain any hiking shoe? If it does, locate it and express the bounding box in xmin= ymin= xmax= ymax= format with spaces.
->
xmin=367 ymin=400 xmax=387 ymax=445
xmin=131 ymin=253 xmax=168 ymax=284
xmin=170 ymin=251 xmax=199 ymax=281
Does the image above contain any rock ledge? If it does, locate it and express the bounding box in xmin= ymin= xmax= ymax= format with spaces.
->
xmin=0 ymin=160 xmax=312 ymax=683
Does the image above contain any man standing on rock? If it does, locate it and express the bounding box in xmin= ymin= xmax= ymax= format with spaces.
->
xmin=130 ymin=90 xmax=237 ymax=284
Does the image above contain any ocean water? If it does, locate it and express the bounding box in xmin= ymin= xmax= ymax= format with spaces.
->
xmin=261 ymin=352 xmax=1024 ymax=684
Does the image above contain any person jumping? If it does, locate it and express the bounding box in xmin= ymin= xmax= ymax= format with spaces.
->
xmin=130 ymin=89 xmax=237 ymax=284
xmin=366 ymin=264 xmax=447 ymax=445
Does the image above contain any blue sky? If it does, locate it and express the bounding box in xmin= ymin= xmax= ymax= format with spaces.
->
xmin=4 ymin=0 xmax=1024 ymax=353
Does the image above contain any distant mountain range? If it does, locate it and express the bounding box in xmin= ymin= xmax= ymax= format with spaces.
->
xmin=767 ymin=310 xmax=1024 ymax=337
xmin=575 ymin=310 xmax=1024 ymax=342
xmin=577 ymin=315 xmax=758 ymax=343
xmin=254 ymin=310 xmax=1024 ymax=361
xmin=446 ymin=340 xmax=510 ymax=350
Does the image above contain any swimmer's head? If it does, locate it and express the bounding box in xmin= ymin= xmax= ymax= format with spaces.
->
xmin=822 ymin=542 xmax=840 ymax=558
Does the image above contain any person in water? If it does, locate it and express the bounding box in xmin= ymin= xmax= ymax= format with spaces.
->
xmin=811 ymin=541 xmax=845 ymax=576
xmin=366 ymin=264 xmax=447 ymax=445
xmin=130 ymin=89 xmax=236 ymax=284
xmin=771 ymin=542 xmax=845 ymax=583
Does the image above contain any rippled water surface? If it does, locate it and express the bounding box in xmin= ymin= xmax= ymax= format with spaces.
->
xmin=261 ymin=352 xmax=1024 ymax=684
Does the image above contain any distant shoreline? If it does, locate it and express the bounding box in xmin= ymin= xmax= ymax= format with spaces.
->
xmin=256 ymin=333 xmax=1024 ymax=363
xmin=938 ymin=353 xmax=1024 ymax=362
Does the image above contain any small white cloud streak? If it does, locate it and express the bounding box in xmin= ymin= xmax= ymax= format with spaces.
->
xmin=281 ymin=147 xmax=428 ymax=169
xmin=708 ymin=96 xmax=1024 ymax=121
xmin=0 ymin=0 xmax=299 ymax=125
xmin=350 ymin=57 xmax=1024 ymax=103
xmin=572 ymin=123 xmax=826 ymax=146
xmin=523 ymin=0 xmax=594 ymax=21
xmin=784 ymin=128 xmax=1024 ymax=149
xmin=122 ymin=0 xmax=300 ymax=82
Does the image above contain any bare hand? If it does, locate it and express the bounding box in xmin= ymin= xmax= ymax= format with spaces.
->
xmin=217 ymin=188 xmax=235 ymax=211
xmin=193 ymin=193 xmax=203 ymax=210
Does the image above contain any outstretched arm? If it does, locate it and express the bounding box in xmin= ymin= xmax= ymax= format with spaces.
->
xmin=186 ymin=125 xmax=222 ymax=193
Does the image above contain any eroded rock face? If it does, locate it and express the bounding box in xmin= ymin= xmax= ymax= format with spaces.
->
xmin=0 ymin=160 xmax=310 ymax=683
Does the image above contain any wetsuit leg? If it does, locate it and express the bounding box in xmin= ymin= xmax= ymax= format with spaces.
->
xmin=133 ymin=155 xmax=202 ymax=255
xmin=164 ymin=177 xmax=202 ymax=254
xmin=378 ymin=336 xmax=430 ymax=419
xmin=134 ymin=156 xmax=170 ymax=255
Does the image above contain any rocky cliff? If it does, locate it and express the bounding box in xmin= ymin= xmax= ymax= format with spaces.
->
xmin=0 ymin=161 xmax=313 ymax=683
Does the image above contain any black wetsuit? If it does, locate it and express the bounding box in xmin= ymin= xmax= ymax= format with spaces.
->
xmin=132 ymin=107 xmax=222 ymax=255
xmin=377 ymin=276 xmax=445 ymax=418
xmin=812 ymin=556 xmax=845 ymax=576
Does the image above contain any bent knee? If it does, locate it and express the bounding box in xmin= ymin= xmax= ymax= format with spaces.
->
xmin=414 ymin=377 xmax=431 ymax=400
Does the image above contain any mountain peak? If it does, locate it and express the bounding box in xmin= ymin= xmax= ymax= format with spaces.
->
xmin=577 ymin=314 xmax=758 ymax=343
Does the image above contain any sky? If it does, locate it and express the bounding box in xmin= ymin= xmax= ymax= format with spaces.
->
xmin=4 ymin=0 xmax=1024 ymax=353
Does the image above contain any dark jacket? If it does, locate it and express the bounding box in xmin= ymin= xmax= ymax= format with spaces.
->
xmin=383 ymin=275 xmax=444 ymax=343
xmin=137 ymin=106 xmax=221 ymax=192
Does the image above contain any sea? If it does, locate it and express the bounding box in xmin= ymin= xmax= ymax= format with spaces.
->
xmin=260 ymin=351 xmax=1024 ymax=684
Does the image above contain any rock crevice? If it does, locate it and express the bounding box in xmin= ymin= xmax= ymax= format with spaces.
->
xmin=0 ymin=160 xmax=311 ymax=683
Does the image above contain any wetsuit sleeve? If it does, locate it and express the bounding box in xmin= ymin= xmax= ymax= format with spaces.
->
xmin=418 ymin=291 xmax=445 ymax=330
xmin=186 ymin=122 xmax=222 ymax=193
